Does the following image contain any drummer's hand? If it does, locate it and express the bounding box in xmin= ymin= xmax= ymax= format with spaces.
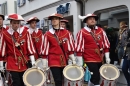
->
xmin=29 ymin=55 xmax=36 ymax=66
xmin=105 ymin=52 xmax=111 ymax=64
xmin=42 ymin=59 xmax=48 ymax=70
xmin=31 ymin=61 xmax=36 ymax=67
xmin=72 ymin=60 xmax=76 ymax=65
xmin=76 ymin=56 xmax=83 ymax=67
xmin=69 ymin=54 xmax=76 ymax=65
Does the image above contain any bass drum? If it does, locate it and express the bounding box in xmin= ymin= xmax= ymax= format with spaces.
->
xmin=100 ymin=64 xmax=120 ymax=86
xmin=23 ymin=68 xmax=46 ymax=86
xmin=63 ymin=65 xmax=84 ymax=86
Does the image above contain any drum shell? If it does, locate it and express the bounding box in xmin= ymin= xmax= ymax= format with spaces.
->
xmin=99 ymin=64 xmax=120 ymax=86
xmin=100 ymin=77 xmax=117 ymax=86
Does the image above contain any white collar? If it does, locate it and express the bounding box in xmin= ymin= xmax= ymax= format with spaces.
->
xmin=7 ymin=27 xmax=24 ymax=35
xmin=3 ymin=25 xmax=6 ymax=29
xmin=49 ymin=27 xmax=64 ymax=34
xmin=28 ymin=27 xmax=39 ymax=34
xmin=84 ymin=26 xmax=98 ymax=32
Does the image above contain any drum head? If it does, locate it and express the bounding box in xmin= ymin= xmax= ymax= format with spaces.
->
xmin=23 ymin=68 xmax=46 ymax=86
xmin=63 ymin=65 xmax=84 ymax=81
xmin=100 ymin=64 xmax=120 ymax=80
xmin=35 ymin=58 xmax=49 ymax=70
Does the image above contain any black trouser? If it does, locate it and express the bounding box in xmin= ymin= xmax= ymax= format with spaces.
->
xmin=86 ymin=62 xmax=102 ymax=85
xmin=10 ymin=71 xmax=25 ymax=86
xmin=50 ymin=67 xmax=64 ymax=86
xmin=122 ymin=56 xmax=130 ymax=86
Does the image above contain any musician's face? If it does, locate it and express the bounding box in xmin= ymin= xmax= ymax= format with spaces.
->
xmin=60 ymin=22 xmax=66 ymax=28
xmin=30 ymin=21 xmax=37 ymax=29
xmin=10 ymin=20 xmax=20 ymax=31
xmin=86 ymin=17 xmax=96 ymax=26
xmin=0 ymin=17 xmax=3 ymax=27
xmin=51 ymin=17 xmax=60 ymax=26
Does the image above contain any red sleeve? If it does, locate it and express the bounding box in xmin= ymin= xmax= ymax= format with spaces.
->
xmin=102 ymin=29 xmax=110 ymax=53
xmin=67 ymin=31 xmax=75 ymax=55
xmin=75 ymin=30 xmax=84 ymax=56
xmin=40 ymin=33 xmax=49 ymax=59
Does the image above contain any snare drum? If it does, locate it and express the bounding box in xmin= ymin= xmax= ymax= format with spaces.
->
xmin=63 ymin=65 xmax=84 ymax=86
xmin=35 ymin=58 xmax=54 ymax=85
xmin=23 ymin=68 xmax=46 ymax=86
xmin=100 ymin=64 xmax=120 ymax=86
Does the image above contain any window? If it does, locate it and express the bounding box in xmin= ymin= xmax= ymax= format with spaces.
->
xmin=28 ymin=0 xmax=34 ymax=1
xmin=14 ymin=1 xmax=17 ymax=13
xmin=18 ymin=0 xmax=26 ymax=7
xmin=1 ymin=1 xmax=7 ymax=15
xmin=36 ymin=21 xmax=40 ymax=28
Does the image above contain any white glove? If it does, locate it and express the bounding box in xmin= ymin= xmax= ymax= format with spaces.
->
xmin=0 ymin=61 xmax=4 ymax=72
xmin=41 ymin=59 xmax=47 ymax=68
xmin=29 ymin=55 xmax=36 ymax=66
xmin=76 ymin=56 xmax=83 ymax=67
xmin=105 ymin=52 xmax=110 ymax=64
xmin=69 ymin=54 xmax=76 ymax=64
xmin=68 ymin=59 xmax=72 ymax=65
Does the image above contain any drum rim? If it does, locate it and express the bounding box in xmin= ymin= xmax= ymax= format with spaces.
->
xmin=63 ymin=65 xmax=84 ymax=81
xmin=100 ymin=64 xmax=120 ymax=80
xmin=23 ymin=68 xmax=46 ymax=86
xmin=36 ymin=58 xmax=48 ymax=65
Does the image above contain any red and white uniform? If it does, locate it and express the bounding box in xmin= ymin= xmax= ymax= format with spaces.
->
xmin=0 ymin=25 xmax=9 ymax=61
xmin=28 ymin=28 xmax=43 ymax=59
xmin=1 ymin=26 xmax=35 ymax=72
xmin=75 ymin=26 xmax=110 ymax=62
xmin=41 ymin=27 xmax=75 ymax=67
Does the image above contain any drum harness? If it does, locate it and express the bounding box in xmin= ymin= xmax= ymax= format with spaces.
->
xmin=11 ymin=34 xmax=31 ymax=69
xmin=53 ymin=30 xmax=67 ymax=66
xmin=89 ymin=30 xmax=104 ymax=61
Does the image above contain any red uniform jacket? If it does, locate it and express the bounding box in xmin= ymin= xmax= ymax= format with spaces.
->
xmin=28 ymin=28 xmax=43 ymax=59
xmin=41 ymin=28 xmax=75 ymax=67
xmin=1 ymin=27 xmax=35 ymax=72
xmin=0 ymin=25 xmax=9 ymax=61
xmin=75 ymin=26 xmax=110 ymax=62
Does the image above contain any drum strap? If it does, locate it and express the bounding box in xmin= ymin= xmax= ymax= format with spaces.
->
xmin=11 ymin=35 xmax=32 ymax=68
xmin=53 ymin=33 xmax=67 ymax=66
xmin=90 ymin=31 xmax=103 ymax=60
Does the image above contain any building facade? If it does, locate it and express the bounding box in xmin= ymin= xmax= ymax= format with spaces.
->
xmin=17 ymin=0 xmax=130 ymax=38
xmin=85 ymin=0 xmax=130 ymax=28
xmin=0 ymin=0 xmax=17 ymax=25
xmin=17 ymin=0 xmax=81 ymax=39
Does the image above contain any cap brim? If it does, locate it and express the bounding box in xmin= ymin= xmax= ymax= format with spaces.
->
xmin=8 ymin=18 xmax=24 ymax=21
xmin=48 ymin=16 xmax=63 ymax=20
xmin=26 ymin=19 xmax=40 ymax=24
xmin=83 ymin=16 xmax=98 ymax=23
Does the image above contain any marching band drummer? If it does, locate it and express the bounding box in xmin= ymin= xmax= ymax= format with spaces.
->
xmin=41 ymin=13 xmax=76 ymax=86
xmin=26 ymin=17 xmax=44 ymax=59
xmin=0 ymin=14 xmax=8 ymax=85
xmin=76 ymin=14 xmax=110 ymax=86
xmin=0 ymin=13 xmax=36 ymax=86
xmin=60 ymin=19 xmax=69 ymax=29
